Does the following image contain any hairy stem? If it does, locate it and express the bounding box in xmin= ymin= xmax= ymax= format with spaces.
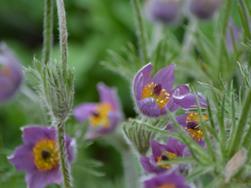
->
xmin=56 ymin=0 xmax=68 ymax=74
xmin=42 ymin=0 xmax=54 ymax=65
xmin=57 ymin=121 xmax=72 ymax=188
xmin=131 ymin=0 xmax=148 ymax=64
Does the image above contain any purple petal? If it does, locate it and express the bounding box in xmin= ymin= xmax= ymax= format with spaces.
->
xmin=172 ymin=85 xmax=207 ymax=109
xmin=22 ymin=126 xmax=56 ymax=145
xmin=133 ymin=63 xmax=153 ymax=100
xmin=140 ymin=156 xmax=163 ymax=174
xmin=150 ymin=140 xmax=167 ymax=158
xmin=144 ymin=171 xmax=190 ymax=188
xmin=73 ymin=103 xmax=97 ymax=123
xmin=137 ymin=98 xmax=167 ymax=117
xmin=8 ymin=145 xmax=36 ymax=173
xmin=97 ymin=83 xmax=121 ymax=111
xmin=166 ymin=138 xmax=186 ymax=156
xmin=152 ymin=64 xmax=175 ymax=91
xmin=176 ymin=114 xmax=187 ymax=127
xmin=25 ymin=168 xmax=61 ymax=188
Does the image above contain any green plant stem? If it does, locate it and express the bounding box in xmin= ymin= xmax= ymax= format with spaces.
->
xmin=56 ymin=0 xmax=68 ymax=74
xmin=42 ymin=0 xmax=54 ymax=65
xmin=57 ymin=121 xmax=72 ymax=188
xmin=228 ymin=89 xmax=251 ymax=157
xmin=182 ymin=18 xmax=197 ymax=54
xmin=131 ymin=0 xmax=148 ymax=64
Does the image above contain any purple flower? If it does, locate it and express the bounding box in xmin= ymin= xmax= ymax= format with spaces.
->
xmin=0 ymin=43 xmax=23 ymax=102
xmin=189 ymin=0 xmax=222 ymax=20
xmin=133 ymin=63 xmax=207 ymax=117
xmin=8 ymin=126 xmax=75 ymax=188
xmin=143 ymin=171 xmax=190 ymax=188
xmin=144 ymin=0 xmax=182 ymax=24
xmin=140 ymin=138 xmax=187 ymax=174
xmin=73 ymin=83 xmax=123 ymax=139
xmin=176 ymin=112 xmax=208 ymax=144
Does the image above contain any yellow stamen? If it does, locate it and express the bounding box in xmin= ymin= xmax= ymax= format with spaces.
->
xmin=89 ymin=103 xmax=112 ymax=128
xmin=141 ymin=82 xmax=170 ymax=109
xmin=33 ymin=139 xmax=59 ymax=171
xmin=156 ymin=151 xmax=177 ymax=169
xmin=185 ymin=112 xmax=208 ymax=142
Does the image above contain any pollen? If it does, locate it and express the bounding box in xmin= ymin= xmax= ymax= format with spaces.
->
xmin=141 ymin=82 xmax=170 ymax=109
xmin=32 ymin=139 xmax=59 ymax=171
xmin=156 ymin=151 xmax=177 ymax=169
xmin=185 ymin=112 xmax=208 ymax=142
xmin=89 ymin=103 xmax=112 ymax=128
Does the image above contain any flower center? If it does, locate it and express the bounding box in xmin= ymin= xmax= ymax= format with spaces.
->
xmin=141 ymin=82 xmax=170 ymax=109
xmin=158 ymin=183 xmax=176 ymax=188
xmin=33 ymin=139 xmax=59 ymax=171
xmin=89 ymin=103 xmax=112 ymax=128
xmin=185 ymin=112 xmax=208 ymax=142
xmin=156 ymin=151 xmax=177 ymax=169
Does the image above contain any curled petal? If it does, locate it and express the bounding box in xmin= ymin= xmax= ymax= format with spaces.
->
xmin=166 ymin=138 xmax=186 ymax=156
xmin=73 ymin=103 xmax=97 ymax=123
xmin=138 ymin=98 xmax=167 ymax=117
xmin=133 ymin=63 xmax=153 ymax=100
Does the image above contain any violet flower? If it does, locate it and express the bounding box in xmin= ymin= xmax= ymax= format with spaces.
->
xmin=133 ymin=63 xmax=207 ymax=117
xmin=176 ymin=111 xmax=208 ymax=144
xmin=0 ymin=43 xmax=23 ymax=103
xmin=189 ymin=0 xmax=222 ymax=20
xmin=140 ymin=138 xmax=187 ymax=174
xmin=8 ymin=126 xmax=75 ymax=188
xmin=73 ymin=83 xmax=123 ymax=139
xmin=143 ymin=171 xmax=190 ymax=188
xmin=144 ymin=0 xmax=182 ymax=24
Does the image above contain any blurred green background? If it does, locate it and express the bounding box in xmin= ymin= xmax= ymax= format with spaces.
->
xmin=0 ymin=0 xmax=247 ymax=187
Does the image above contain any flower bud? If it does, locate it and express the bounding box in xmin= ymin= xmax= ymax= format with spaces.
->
xmin=144 ymin=0 xmax=182 ymax=24
xmin=0 ymin=43 xmax=23 ymax=102
xmin=189 ymin=0 xmax=222 ymax=20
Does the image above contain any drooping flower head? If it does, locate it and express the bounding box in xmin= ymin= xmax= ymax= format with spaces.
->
xmin=0 ymin=43 xmax=23 ymax=102
xmin=133 ymin=63 xmax=207 ymax=117
xmin=143 ymin=171 xmax=190 ymax=188
xmin=73 ymin=83 xmax=123 ymax=139
xmin=144 ymin=0 xmax=183 ymax=24
xmin=189 ymin=0 xmax=222 ymax=20
xmin=176 ymin=111 xmax=208 ymax=144
xmin=8 ymin=126 xmax=75 ymax=188
xmin=140 ymin=138 xmax=187 ymax=174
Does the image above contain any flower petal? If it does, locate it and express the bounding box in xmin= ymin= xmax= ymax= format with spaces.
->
xmin=73 ymin=103 xmax=97 ymax=123
xmin=97 ymin=83 xmax=121 ymax=111
xmin=22 ymin=126 xmax=56 ymax=145
xmin=133 ymin=63 xmax=153 ymax=100
xmin=140 ymin=156 xmax=161 ymax=173
xmin=152 ymin=64 xmax=175 ymax=91
xmin=166 ymin=138 xmax=186 ymax=156
xmin=138 ymin=98 xmax=166 ymax=117
xmin=8 ymin=145 xmax=36 ymax=173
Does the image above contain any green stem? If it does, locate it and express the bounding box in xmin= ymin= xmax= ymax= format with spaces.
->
xmin=42 ymin=0 xmax=54 ymax=65
xmin=228 ymin=89 xmax=251 ymax=156
xmin=56 ymin=0 xmax=68 ymax=74
xmin=182 ymin=18 xmax=197 ymax=54
xmin=57 ymin=121 xmax=72 ymax=188
xmin=131 ymin=0 xmax=148 ymax=64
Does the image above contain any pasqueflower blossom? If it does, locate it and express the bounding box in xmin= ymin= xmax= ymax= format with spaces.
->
xmin=0 ymin=43 xmax=23 ymax=102
xmin=73 ymin=83 xmax=123 ymax=139
xmin=143 ymin=171 xmax=190 ymax=188
xmin=133 ymin=63 xmax=207 ymax=117
xmin=144 ymin=0 xmax=182 ymax=24
xmin=140 ymin=138 xmax=187 ymax=174
xmin=189 ymin=0 xmax=222 ymax=20
xmin=176 ymin=111 xmax=208 ymax=144
xmin=8 ymin=126 xmax=75 ymax=188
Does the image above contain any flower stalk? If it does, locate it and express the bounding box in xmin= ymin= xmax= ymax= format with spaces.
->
xmin=42 ymin=0 xmax=54 ymax=65
xmin=131 ymin=0 xmax=148 ymax=64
